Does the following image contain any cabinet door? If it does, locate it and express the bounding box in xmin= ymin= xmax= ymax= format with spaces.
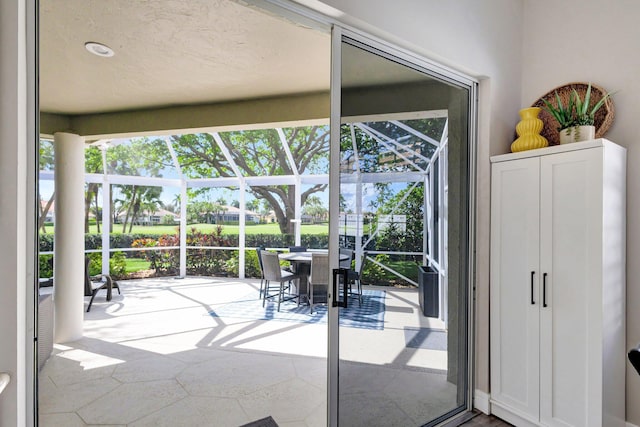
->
xmin=490 ymin=157 xmax=540 ymax=421
xmin=539 ymin=147 xmax=602 ymax=427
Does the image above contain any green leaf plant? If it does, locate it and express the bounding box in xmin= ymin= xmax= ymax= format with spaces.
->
xmin=541 ymin=91 xmax=576 ymax=131
xmin=572 ymin=83 xmax=614 ymax=126
xmin=541 ymin=83 xmax=614 ymax=131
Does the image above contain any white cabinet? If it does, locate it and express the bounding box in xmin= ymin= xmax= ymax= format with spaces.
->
xmin=489 ymin=139 xmax=626 ymax=427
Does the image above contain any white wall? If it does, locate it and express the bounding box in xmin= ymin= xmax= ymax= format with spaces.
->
xmin=521 ymin=1 xmax=640 ymax=424
xmin=294 ymin=0 xmax=525 ymax=397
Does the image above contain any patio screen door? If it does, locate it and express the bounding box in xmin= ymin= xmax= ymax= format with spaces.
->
xmin=327 ymin=27 xmax=476 ymax=426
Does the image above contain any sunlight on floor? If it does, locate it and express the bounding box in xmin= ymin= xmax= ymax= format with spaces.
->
xmin=39 ymin=276 xmax=456 ymax=427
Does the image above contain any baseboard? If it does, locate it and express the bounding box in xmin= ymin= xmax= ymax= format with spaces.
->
xmin=473 ymin=389 xmax=490 ymax=414
xmin=628 ymin=422 xmax=639 ymax=427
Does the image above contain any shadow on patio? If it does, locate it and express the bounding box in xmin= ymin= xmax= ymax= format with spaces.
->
xmin=39 ymin=277 xmax=452 ymax=427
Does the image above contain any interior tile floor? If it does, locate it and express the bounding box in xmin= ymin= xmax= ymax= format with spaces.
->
xmin=39 ymin=276 xmax=461 ymax=426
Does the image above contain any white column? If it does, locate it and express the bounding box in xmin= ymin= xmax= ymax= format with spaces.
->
xmin=179 ymin=180 xmax=187 ymax=277
xmin=238 ymin=180 xmax=246 ymax=279
xmin=53 ymin=132 xmax=85 ymax=342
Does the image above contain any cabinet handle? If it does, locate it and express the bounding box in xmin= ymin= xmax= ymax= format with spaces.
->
xmin=530 ymin=271 xmax=535 ymax=305
xmin=543 ymin=272 xmax=548 ymax=307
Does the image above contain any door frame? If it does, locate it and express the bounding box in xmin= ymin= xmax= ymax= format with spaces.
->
xmin=24 ymin=1 xmax=479 ymax=425
xmin=326 ymin=23 xmax=478 ymax=427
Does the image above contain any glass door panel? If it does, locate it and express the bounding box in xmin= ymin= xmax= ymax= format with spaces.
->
xmin=330 ymin=34 xmax=473 ymax=426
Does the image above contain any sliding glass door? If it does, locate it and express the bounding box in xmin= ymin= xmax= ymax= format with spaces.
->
xmin=328 ymin=28 xmax=476 ymax=427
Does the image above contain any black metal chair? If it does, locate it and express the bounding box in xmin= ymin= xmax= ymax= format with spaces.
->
xmin=261 ymin=251 xmax=301 ymax=311
xmin=630 ymin=344 xmax=640 ymax=376
xmin=340 ymin=248 xmax=365 ymax=307
xmin=85 ymin=257 xmax=120 ymax=312
xmin=288 ymin=246 xmax=307 ymax=253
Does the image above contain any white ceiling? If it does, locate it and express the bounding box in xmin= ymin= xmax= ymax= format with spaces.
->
xmin=39 ymin=0 xmax=332 ymax=115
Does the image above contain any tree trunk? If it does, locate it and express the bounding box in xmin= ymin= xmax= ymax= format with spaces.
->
xmin=122 ymin=186 xmax=138 ymax=233
xmin=129 ymin=197 xmax=141 ymax=233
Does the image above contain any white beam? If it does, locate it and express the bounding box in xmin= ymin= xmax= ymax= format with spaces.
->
xmin=356 ymin=123 xmax=424 ymax=172
xmin=238 ymin=180 xmax=246 ymax=279
xmin=294 ymin=176 xmax=302 ymax=246
xmin=245 ymin=175 xmax=297 ymax=186
xmin=390 ymin=119 xmax=441 ymax=148
xmin=300 ymin=174 xmax=329 ymax=184
xmin=362 ymin=122 xmax=433 ymax=164
xmin=209 ymin=132 xmax=244 ymax=178
xmin=187 ymin=177 xmax=242 ymax=188
xmin=164 ymin=136 xmax=183 ymax=176
xmin=101 ymin=146 xmax=110 ymax=276
xmin=86 ymin=173 xmax=182 ymax=187
xmin=342 ymin=109 xmax=448 ymax=124
xmin=276 ymin=128 xmax=299 ymax=176
xmin=350 ymin=124 xmax=361 ymax=174
xmin=340 ymin=171 xmax=425 ymax=184
xmin=101 ymin=184 xmax=110 ymax=276
xmin=179 ymin=181 xmax=187 ymax=278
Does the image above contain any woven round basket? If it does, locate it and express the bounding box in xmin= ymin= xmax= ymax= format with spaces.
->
xmin=531 ymin=82 xmax=615 ymax=146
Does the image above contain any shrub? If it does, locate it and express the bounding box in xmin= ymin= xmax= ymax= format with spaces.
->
xmin=86 ymin=251 xmax=128 ymax=279
xmin=39 ymin=254 xmax=53 ymax=278
xmin=362 ymin=254 xmax=388 ymax=285
xmin=132 ymin=236 xmax=178 ymax=274
xmin=243 ymin=249 xmax=262 ymax=278
xmin=109 ymin=251 xmax=127 ymax=278
xmin=88 ymin=252 xmax=102 ymax=276
xmin=161 ymin=214 xmax=175 ymax=225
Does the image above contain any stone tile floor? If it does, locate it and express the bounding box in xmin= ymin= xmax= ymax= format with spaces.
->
xmin=39 ymin=276 xmax=457 ymax=426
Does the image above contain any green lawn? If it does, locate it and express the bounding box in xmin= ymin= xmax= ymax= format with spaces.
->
xmin=124 ymin=258 xmax=151 ymax=273
xmin=386 ymin=260 xmax=420 ymax=282
xmin=53 ymin=223 xmax=328 ymax=236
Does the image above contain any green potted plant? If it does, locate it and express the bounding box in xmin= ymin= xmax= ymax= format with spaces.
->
xmin=541 ymin=83 xmax=613 ymax=144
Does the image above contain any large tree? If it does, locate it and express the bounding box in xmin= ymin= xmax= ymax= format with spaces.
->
xmin=170 ymin=126 xmax=329 ymax=234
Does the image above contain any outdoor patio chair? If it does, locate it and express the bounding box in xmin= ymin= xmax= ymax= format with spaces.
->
xmin=630 ymin=344 xmax=640 ymax=375
xmin=85 ymin=257 xmax=120 ymax=312
xmin=261 ymin=251 xmax=301 ymax=312
xmin=339 ymin=248 xmax=363 ymax=307
xmin=309 ymin=252 xmax=329 ymax=314
xmin=256 ymin=245 xmax=266 ymax=299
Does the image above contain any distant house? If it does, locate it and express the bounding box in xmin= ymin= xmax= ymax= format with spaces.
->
xmin=116 ymin=208 xmax=180 ymax=225
xmin=217 ymin=205 xmax=261 ymax=224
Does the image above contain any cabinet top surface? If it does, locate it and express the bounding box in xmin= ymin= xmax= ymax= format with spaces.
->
xmin=491 ymin=139 xmax=624 ymax=163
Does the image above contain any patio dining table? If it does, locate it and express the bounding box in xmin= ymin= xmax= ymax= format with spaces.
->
xmin=279 ymin=250 xmax=350 ymax=303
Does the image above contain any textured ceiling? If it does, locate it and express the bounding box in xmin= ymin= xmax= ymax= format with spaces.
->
xmin=39 ymin=0 xmax=331 ymax=115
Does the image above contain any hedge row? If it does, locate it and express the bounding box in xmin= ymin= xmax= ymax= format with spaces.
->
xmin=39 ymin=233 xmax=330 ymax=252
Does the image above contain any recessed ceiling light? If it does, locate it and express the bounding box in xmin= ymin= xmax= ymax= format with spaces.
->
xmin=84 ymin=42 xmax=114 ymax=58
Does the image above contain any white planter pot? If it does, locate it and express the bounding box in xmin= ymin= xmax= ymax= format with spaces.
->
xmin=559 ymin=125 xmax=596 ymax=144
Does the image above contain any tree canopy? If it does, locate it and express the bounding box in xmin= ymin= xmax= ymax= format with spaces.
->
xmin=170 ymin=126 xmax=329 ymax=234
